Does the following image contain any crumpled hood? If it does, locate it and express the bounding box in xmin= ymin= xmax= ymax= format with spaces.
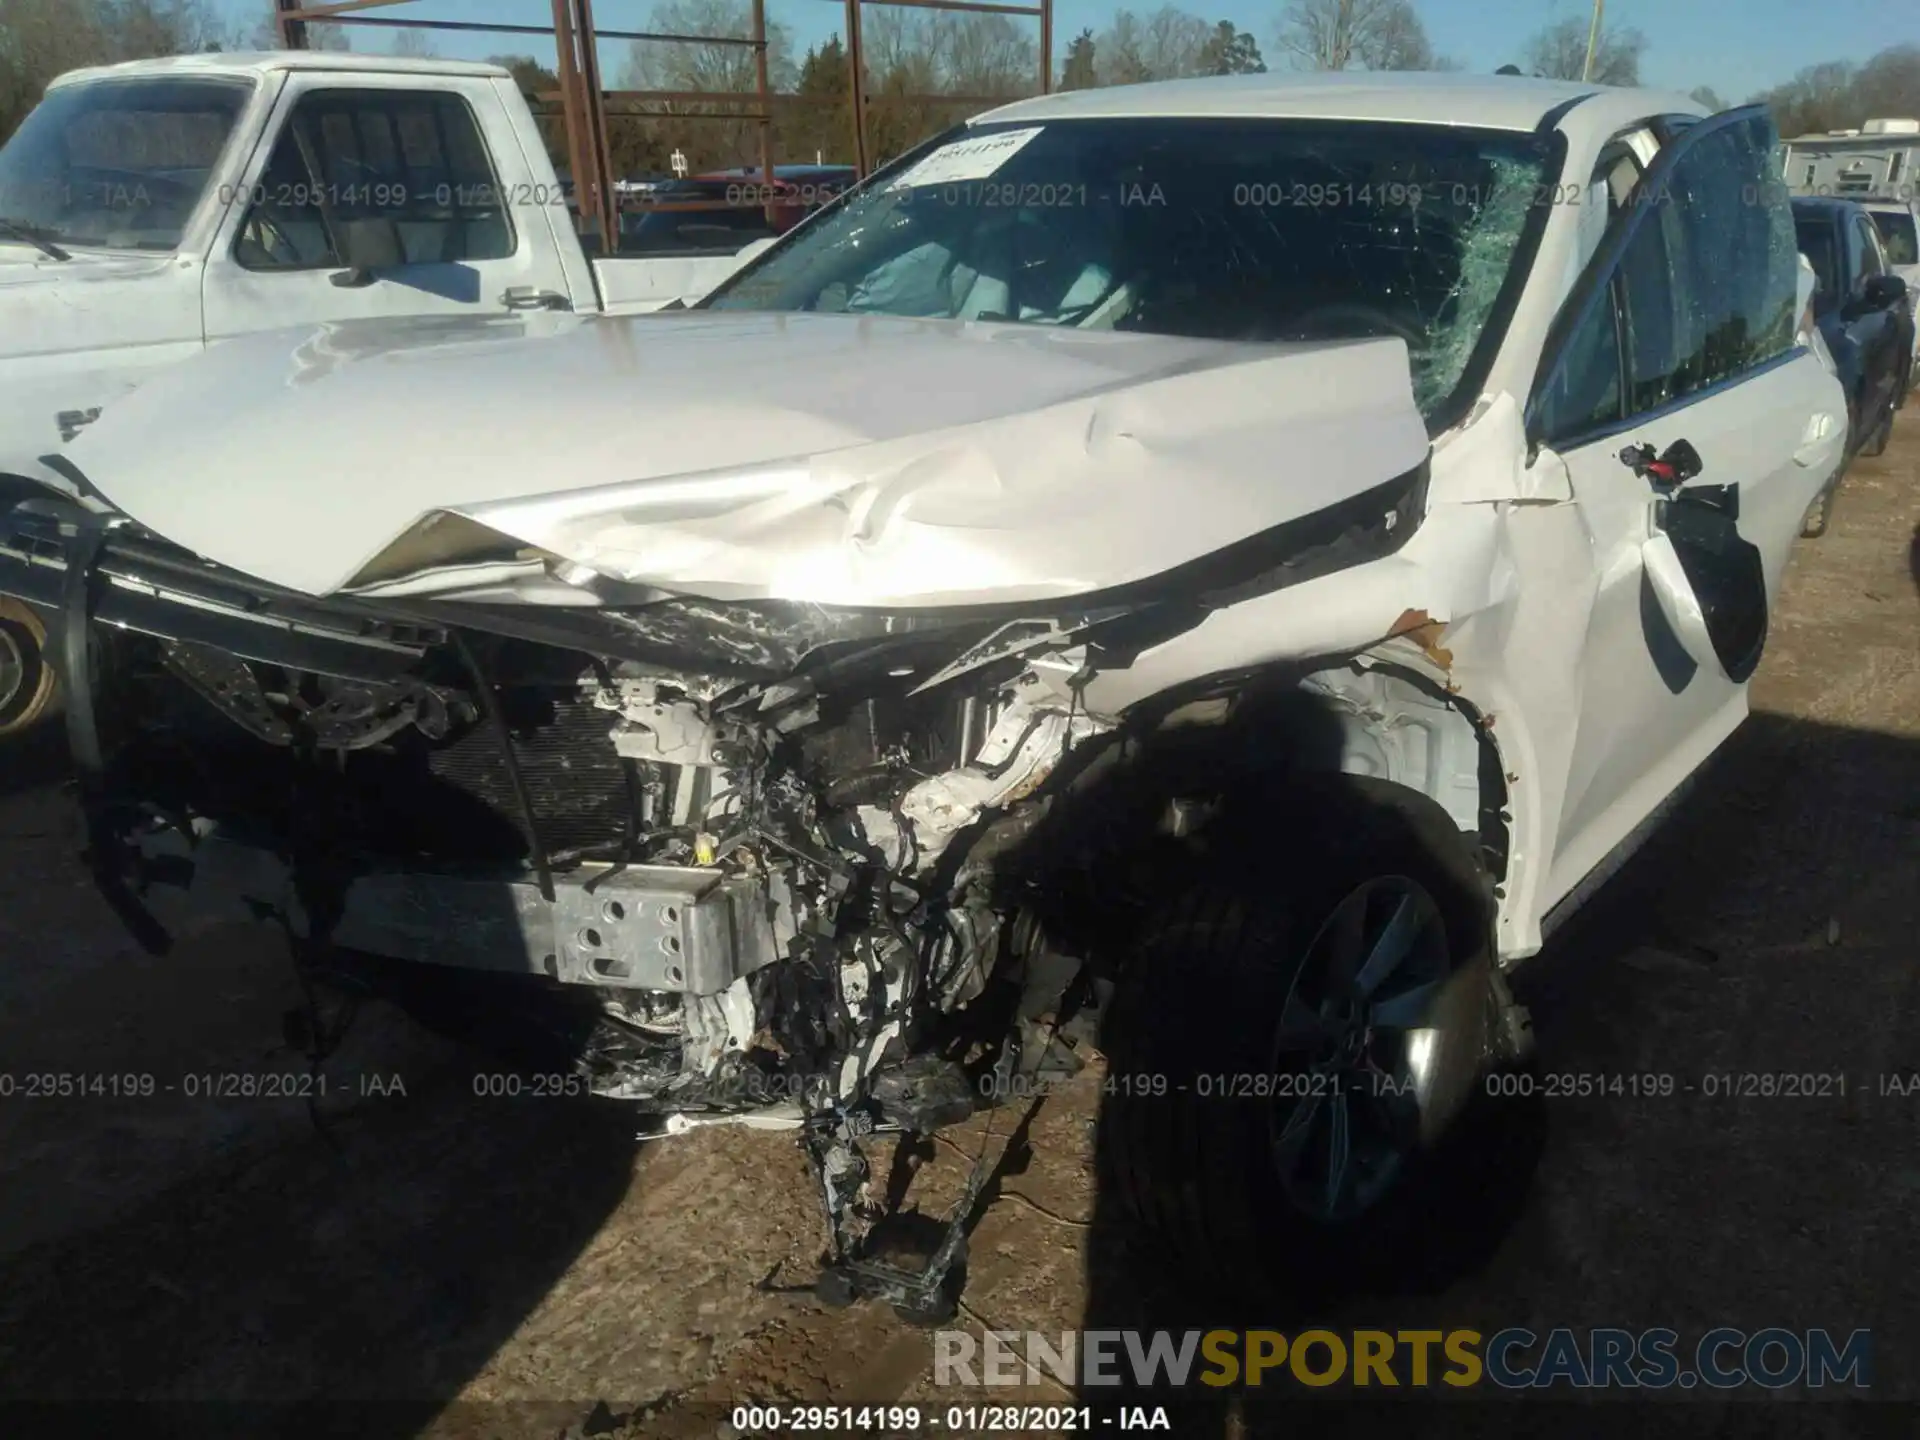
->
xmin=65 ymin=309 xmax=1431 ymax=607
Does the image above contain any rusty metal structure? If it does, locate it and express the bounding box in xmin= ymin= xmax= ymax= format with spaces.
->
xmin=272 ymin=0 xmax=1052 ymax=250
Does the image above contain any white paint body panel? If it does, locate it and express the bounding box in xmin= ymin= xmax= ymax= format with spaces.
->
xmin=591 ymin=256 xmax=757 ymax=315
xmin=0 ymin=250 xmax=205 ymax=487
xmin=63 ymin=313 xmax=1428 ymax=604
xmin=197 ymin=70 xmax=579 ymax=343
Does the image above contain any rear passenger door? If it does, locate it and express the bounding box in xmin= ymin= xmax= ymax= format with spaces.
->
xmin=202 ymin=75 xmax=575 ymax=340
xmin=1526 ymin=106 xmax=1846 ymax=889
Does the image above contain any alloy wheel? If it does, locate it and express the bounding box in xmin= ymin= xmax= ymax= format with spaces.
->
xmin=1267 ymin=875 xmax=1452 ymax=1223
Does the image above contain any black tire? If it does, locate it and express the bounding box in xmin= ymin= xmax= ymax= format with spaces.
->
xmin=0 ymin=597 xmax=59 ymax=738
xmin=1800 ymin=480 xmax=1834 ymax=539
xmin=1862 ymin=394 xmax=1895 ymax=458
xmin=1099 ymin=777 xmax=1538 ymax=1306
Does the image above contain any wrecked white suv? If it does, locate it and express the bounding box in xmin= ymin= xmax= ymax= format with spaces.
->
xmin=0 ymin=74 xmax=1845 ymax=1312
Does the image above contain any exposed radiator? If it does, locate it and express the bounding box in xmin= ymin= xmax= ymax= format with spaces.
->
xmin=427 ymin=696 xmax=636 ymax=860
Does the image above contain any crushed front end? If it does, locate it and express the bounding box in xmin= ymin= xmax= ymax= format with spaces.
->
xmin=0 ymin=453 xmax=1428 ymax=1314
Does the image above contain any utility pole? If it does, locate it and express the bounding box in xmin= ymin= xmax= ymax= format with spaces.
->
xmin=1581 ymin=0 xmax=1604 ymax=82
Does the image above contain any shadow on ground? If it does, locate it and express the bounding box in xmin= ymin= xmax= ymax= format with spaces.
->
xmin=1073 ymin=708 xmax=1918 ymax=1437
xmin=0 ymin=709 xmax=1911 ymax=1437
xmin=0 ymin=1053 xmax=641 ymax=1438
xmin=0 ymin=720 xmax=67 ymax=800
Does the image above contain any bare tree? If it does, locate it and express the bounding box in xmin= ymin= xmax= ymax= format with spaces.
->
xmin=1276 ymin=0 xmax=1444 ymax=72
xmin=1689 ymin=85 xmax=1727 ymax=113
xmin=1852 ymin=43 xmax=1920 ymax=122
xmin=858 ymin=9 xmax=1037 ymax=160
xmin=245 ymin=4 xmax=352 ymax=51
xmin=619 ymin=0 xmax=797 ymax=171
xmin=388 ymin=29 xmax=440 ymax=60
xmin=1 ymin=0 xmax=228 ymax=142
xmin=1098 ymin=7 xmax=1214 ymax=84
xmin=1751 ymin=45 xmax=1920 ymax=138
xmin=1522 ymin=15 xmax=1646 ymax=85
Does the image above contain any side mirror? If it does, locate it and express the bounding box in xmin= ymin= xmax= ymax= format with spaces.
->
xmin=329 ymin=216 xmax=404 ymax=288
xmin=1863 ymin=273 xmax=1909 ymax=312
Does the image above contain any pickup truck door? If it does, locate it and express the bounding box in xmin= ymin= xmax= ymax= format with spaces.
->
xmin=201 ymin=73 xmax=576 ymax=340
xmin=1843 ymin=210 xmax=1902 ymax=424
xmin=1525 ymin=106 xmax=1846 ymax=904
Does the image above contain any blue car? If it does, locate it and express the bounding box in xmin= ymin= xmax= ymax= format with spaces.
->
xmin=1791 ymin=196 xmax=1915 ymax=534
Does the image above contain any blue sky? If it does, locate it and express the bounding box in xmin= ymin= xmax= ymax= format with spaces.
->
xmin=218 ymin=0 xmax=1917 ymax=102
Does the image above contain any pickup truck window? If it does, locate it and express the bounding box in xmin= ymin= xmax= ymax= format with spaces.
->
xmin=1538 ymin=113 xmax=1796 ymax=442
xmin=1874 ymin=210 xmax=1917 ymax=266
xmin=233 ymin=88 xmax=514 ymax=271
xmin=705 ymin=117 xmax=1560 ymax=426
xmin=0 ymin=78 xmax=250 ymax=252
xmin=1852 ymin=214 xmax=1886 ymax=282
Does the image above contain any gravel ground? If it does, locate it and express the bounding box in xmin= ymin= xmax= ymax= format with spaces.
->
xmin=0 ymin=422 xmax=1914 ymax=1440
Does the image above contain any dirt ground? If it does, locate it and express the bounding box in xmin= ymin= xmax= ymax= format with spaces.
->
xmin=0 ymin=420 xmax=1915 ymax=1440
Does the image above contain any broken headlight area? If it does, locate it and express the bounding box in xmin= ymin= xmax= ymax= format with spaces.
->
xmin=6 ymin=463 xmax=1426 ymax=1313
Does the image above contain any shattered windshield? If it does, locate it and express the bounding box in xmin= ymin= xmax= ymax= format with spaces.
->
xmin=705 ymin=117 xmax=1560 ymax=423
xmin=0 ymin=77 xmax=251 ymax=253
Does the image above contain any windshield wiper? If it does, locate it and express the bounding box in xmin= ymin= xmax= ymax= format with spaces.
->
xmin=0 ymin=219 xmax=71 ymax=262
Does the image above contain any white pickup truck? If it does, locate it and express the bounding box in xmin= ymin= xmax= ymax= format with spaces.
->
xmin=0 ymin=50 xmax=775 ymax=731
xmin=0 ymin=50 xmax=773 ymax=498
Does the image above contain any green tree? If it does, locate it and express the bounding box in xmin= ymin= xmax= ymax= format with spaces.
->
xmin=1198 ymin=20 xmax=1264 ymax=75
xmin=1060 ymin=28 xmax=1099 ymax=88
xmin=791 ymin=35 xmax=851 ymax=164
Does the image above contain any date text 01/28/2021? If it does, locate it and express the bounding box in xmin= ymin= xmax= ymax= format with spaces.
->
xmin=729 ymin=1405 xmax=1170 ymax=1433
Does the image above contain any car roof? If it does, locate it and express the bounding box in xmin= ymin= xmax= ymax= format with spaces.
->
xmin=974 ymin=70 xmax=1706 ymax=137
xmin=1792 ymin=196 xmax=1868 ymax=215
xmin=48 ymin=51 xmax=509 ymax=88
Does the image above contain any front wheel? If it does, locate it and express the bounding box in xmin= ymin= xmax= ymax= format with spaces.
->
xmin=0 ymin=598 xmax=58 ymax=738
xmin=1099 ymin=782 xmax=1538 ymax=1304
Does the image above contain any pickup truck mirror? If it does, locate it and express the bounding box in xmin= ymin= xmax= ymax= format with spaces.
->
xmin=329 ymin=217 xmax=405 ymax=289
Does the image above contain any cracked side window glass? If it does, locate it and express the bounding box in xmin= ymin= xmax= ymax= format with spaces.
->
xmin=1537 ymin=278 xmax=1623 ymax=440
xmin=706 ymin=117 xmax=1557 ymax=428
xmin=1612 ymin=114 xmax=1797 ymax=412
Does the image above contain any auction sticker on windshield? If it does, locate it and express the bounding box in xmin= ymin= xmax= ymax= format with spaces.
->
xmin=888 ymin=127 xmax=1046 ymax=190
